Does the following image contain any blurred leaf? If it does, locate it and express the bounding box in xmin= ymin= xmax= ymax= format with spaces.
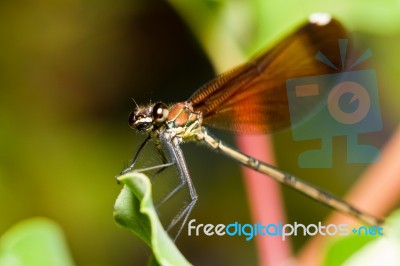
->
xmin=0 ymin=218 xmax=75 ymax=266
xmin=323 ymin=232 xmax=375 ymax=266
xmin=168 ymin=0 xmax=248 ymax=72
xmin=169 ymin=0 xmax=400 ymax=71
xmin=114 ymin=172 xmax=191 ymax=266
xmin=254 ymin=0 xmax=400 ymax=37
xmin=324 ymin=209 xmax=400 ymax=266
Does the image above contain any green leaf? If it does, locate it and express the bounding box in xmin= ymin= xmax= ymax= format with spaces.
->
xmin=324 ymin=210 xmax=400 ymax=266
xmin=168 ymin=0 xmax=400 ymax=73
xmin=114 ymin=172 xmax=191 ymax=266
xmin=0 ymin=218 xmax=75 ymax=266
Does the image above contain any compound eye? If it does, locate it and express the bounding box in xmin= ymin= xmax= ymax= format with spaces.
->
xmin=152 ymin=102 xmax=169 ymax=123
xmin=128 ymin=111 xmax=136 ymax=128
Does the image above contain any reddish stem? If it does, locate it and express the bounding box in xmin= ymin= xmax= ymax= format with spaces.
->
xmin=236 ymin=134 xmax=292 ymax=266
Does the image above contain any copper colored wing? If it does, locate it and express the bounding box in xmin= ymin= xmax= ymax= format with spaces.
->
xmin=188 ymin=18 xmax=348 ymax=133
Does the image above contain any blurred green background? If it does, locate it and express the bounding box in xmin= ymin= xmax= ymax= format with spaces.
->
xmin=0 ymin=0 xmax=399 ymax=265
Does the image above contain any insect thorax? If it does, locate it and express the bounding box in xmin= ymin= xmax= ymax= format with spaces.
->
xmin=166 ymin=102 xmax=203 ymax=142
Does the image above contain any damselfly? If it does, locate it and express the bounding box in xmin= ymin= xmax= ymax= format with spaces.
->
xmin=121 ymin=14 xmax=383 ymax=240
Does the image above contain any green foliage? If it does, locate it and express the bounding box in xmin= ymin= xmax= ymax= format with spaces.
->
xmin=114 ymin=172 xmax=191 ymax=266
xmin=168 ymin=0 xmax=400 ymax=67
xmin=324 ymin=210 xmax=400 ymax=265
xmin=0 ymin=218 xmax=75 ymax=266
